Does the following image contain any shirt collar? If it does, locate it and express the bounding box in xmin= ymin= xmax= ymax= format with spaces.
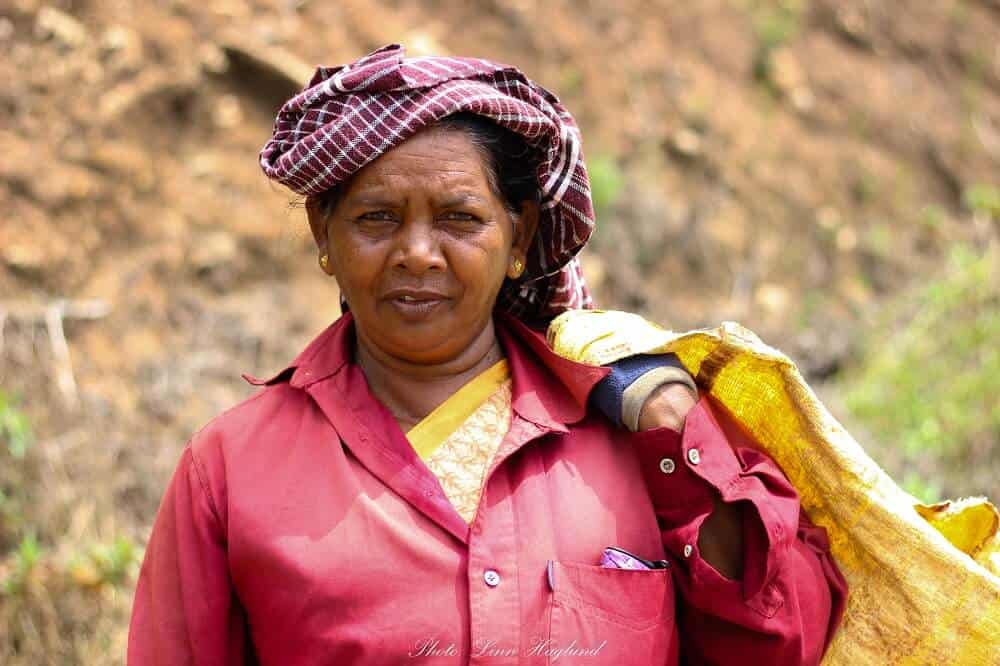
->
xmin=241 ymin=310 xmax=611 ymax=427
xmin=493 ymin=311 xmax=610 ymax=429
xmin=240 ymin=312 xmax=354 ymax=389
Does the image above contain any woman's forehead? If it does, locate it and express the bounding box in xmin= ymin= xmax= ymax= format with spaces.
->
xmin=344 ymin=129 xmax=494 ymax=196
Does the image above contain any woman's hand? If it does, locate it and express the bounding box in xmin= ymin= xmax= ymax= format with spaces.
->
xmin=636 ymin=382 xmax=698 ymax=433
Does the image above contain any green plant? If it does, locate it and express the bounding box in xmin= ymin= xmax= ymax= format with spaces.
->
xmin=0 ymin=391 xmax=33 ymax=459
xmin=753 ymin=0 xmax=802 ymax=52
xmin=66 ymin=534 xmax=140 ymax=588
xmin=919 ymin=204 xmax=947 ymax=230
xmin=838 ymin=243 xmax=998 ymax=496
xmin=863 ymin=221 xmax=892 ymax=257
xmin=963 ymin=183 xmax=1000 ymax=220
xmin=750 ymin=0 xmax=805 ymax=89
xmin=852 ymin=168 xmax=880 ymax=205
xmin=1 ymin=531 xmax=43 ymax=596
xmin=587 ymin=153 xmax=625 ymax=221
xmin=901 ymin=472 xmax=942 ymax=505
xmin=89 ymin=536 xmax=139 ymax=587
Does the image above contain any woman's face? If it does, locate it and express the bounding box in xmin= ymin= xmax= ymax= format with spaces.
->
xmin=307 ymin=126 xmax=538 ymax=366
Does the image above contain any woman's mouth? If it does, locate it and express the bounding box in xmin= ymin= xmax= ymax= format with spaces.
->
xmin=386 ymin=292 xmax=449 ymax=320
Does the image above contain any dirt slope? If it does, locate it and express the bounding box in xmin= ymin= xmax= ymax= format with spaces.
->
xmin=0 ymin=1 xmax=998 ymax=663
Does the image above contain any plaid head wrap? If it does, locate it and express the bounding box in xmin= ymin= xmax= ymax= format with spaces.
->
xmin=259 ymin=44 xmax=594 ymax=322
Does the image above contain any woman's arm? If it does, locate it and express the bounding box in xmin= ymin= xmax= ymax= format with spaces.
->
xmin=629 ymin=393 xmax=847 ymax=665
xmin=593 ymin=353 xmax=751 ymax=577
xmin=128 ymin=446 xmax=252 ymax=665
xmin=638 ymin=381 xmax=754 ymax=578
xmin=553 ymin=308 xmax=849 ymax=661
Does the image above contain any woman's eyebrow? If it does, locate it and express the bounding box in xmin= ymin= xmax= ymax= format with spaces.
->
xmin=438 ymin=192 xmax=488 ymax=207
xmin=348 ymin=194 xmax=399 ymax=207
xmin=345 ymin=191 xmax=488 ymax=208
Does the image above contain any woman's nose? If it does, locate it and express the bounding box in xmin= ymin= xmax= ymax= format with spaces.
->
xmin=393 ymin=218 xmax=446 ymax=275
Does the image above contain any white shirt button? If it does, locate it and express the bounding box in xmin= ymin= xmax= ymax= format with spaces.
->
xmin=484 ymin=569 xmax=501 ymax=587
xmin=687 ymin=448 xmax=701 ymax=465
xmin=683 ymin=544 xmax=693 ymax=558
xmin=659 ymin=457 xmax=676 ymax=474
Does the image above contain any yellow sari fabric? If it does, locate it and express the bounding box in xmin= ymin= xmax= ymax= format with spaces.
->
xmin=407 ymin=360 xmax=512 ymax=525
xmin=548 ymin=309 xmax=1000 ymax=666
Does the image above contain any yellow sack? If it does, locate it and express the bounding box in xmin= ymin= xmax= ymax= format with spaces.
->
xmin=547 ymin=309 xmax=1000 ymax=666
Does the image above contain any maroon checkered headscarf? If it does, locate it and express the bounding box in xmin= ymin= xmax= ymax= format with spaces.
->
xmin=260 ymin=44 xmax=594 ymax=322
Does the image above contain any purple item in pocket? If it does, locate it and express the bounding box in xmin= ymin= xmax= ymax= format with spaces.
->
xmin=600 ymin=546 xmax=670 ymax=570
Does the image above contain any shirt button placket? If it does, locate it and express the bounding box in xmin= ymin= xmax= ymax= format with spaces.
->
xmin=467 ymin=470 xmax=520 ymax=665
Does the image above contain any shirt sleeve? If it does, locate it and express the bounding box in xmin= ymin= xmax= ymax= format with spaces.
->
xmin=628 ymin=392 xmax=848 ymax=665
xmin=589 ymin=352 xmax=697 ymax=430
xmin=127 ymin=446 xmax=253 ymax=666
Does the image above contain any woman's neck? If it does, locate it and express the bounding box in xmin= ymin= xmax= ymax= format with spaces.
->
xmin=354 ymin=319 xmax=506 ymax=433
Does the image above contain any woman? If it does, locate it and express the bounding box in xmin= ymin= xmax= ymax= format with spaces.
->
xmin=127 ymin=44 xmax=846 ymax=664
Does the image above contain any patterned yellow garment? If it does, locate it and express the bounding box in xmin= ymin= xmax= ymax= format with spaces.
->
xmin=548 ymin=308 xmax=1000 ymax=666
xmin=407 ymin=361 xmax=512 ymax=525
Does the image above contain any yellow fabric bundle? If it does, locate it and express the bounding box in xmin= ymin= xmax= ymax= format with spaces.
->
xmin=547 ymin=309 xmax=1000 ymax=665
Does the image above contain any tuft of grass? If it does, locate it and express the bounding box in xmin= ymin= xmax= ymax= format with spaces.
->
xmin=1 ymin=393 xmax=33 ymax=551
xmin=863 ymin=221 xmax=892 ymax=257
xmin=837 ymin=243 xmax=998 ymax=501
xmin=963 ymin=183 xmax=1000 ymax=220
xmin=0 ymin=391 xmax=34 ymax=459
xmin=67 ymin=535 xmax=141 ymax=590
xmin=851 ymin=167 xmax=880 ymax=205
xmin=587 ymin=153 xmax=625 ymax=221
xmin=919 ymin=204 xmax=947 ymax=230
xmin=87 ymin=536 xmax=139 ymax=588
xmin=753 ymin=0 xmax=803 ymax=52
xmin=1 ymin=532 xmax=43 ymax=596
xmin=750 ymin=0 xmax=806 ymax=90
xmin=901 ymin=472 xmax=943 ymax=505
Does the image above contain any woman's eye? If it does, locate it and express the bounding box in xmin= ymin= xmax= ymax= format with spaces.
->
xmin=357 ymin=211 xmax=396 ymax=223
xmin=441 ymin=212 xmax=480 ymax=224
xmin=353 ymin=212 xmax=398 ymax=236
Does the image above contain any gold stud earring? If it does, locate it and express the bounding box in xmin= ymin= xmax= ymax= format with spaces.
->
xmin=319 ymin=254 xmax=329 ymax=271
xmin=510 ymin=257 xmax=524 ymax=278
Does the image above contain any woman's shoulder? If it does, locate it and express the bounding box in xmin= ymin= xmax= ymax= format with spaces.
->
xmin=188 ymin=314 xmax=356 ymax=462
xmin=186 ymin=377 xmax=312 ymax=468
xmin=546 ymin=308 xmax=685 ymax=367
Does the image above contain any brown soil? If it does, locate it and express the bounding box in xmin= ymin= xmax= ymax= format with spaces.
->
xmin=1 ymin=1 xmax=998 ymax=663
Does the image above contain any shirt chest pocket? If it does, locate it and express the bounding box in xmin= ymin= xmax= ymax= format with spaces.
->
xmin=543 ymin=560 xmax=677 ymax=664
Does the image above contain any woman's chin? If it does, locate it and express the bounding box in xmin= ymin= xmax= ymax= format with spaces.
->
xmin=381 ymin=330 xmax=490 ymax=366
xmin=355 ymin=300 xmax=497 ymax=366
xmin=383 ymin=336 xmax=472 ymax=365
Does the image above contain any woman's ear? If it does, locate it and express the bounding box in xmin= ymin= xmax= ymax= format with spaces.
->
xmin=509 ymin=199 xmax=540 ymax=272
xmin=305 ymin=196 xmax=328 ymax=251
xmin=305 ymin=196 xmax=335 ymax=275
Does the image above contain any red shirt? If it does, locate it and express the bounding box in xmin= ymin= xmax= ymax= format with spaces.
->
xmin=127 ymin=311 xmax=846 ymax=665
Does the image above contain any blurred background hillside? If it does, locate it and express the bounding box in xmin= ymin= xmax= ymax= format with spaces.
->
xmin=1 ymin=0 xmax=997 ymax=662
